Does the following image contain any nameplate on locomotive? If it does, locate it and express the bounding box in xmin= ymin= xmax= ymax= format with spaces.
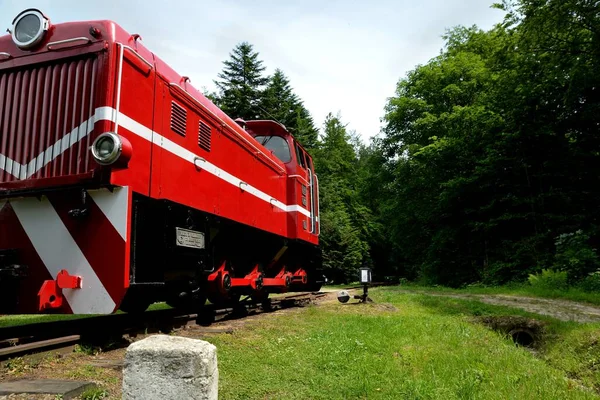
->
xmin=175 ymin=227 xmax=205 ymax=249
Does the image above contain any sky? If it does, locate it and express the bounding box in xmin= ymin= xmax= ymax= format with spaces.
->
xmin=1 ymin=0 xmax=504 ymax=141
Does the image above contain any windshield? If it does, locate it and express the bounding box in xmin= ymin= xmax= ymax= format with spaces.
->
xmin=254 ymin=135 xmax=291 ymax=163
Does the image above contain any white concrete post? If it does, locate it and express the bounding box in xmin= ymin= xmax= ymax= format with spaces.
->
xmin=123 ymin=335 xmax=218 ymax=400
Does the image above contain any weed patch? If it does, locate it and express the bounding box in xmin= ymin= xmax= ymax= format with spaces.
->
xmin=3 ymin=357 xmax=37 ymax=375
xmin=80 ymin=386 xmax=108 ymax=400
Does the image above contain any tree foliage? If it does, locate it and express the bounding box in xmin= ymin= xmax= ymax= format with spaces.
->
xmin=213 ymin=42 xmax=269 ymax=120
xmin=368 ymin=0 xmax=600 ymax=285
xmin=259 ymin=69 xmax=319 ymax=148
xmin=213 ymin=45 xmax=318 ymax=149
xmin=312 ymin=114 xmax=373 ymax=282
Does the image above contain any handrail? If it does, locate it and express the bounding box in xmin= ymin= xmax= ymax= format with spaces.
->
xmin=288 ymin=174 xmax=309 ymax=186
xmin=121 ymin=44 xmax=153 ymax=69
xmin=114 ymin=44 xmax=125 ymax=134
xmin=315 ymin=174 xmax=320 ymax=236
xmin=193 ymin=156 xmax=205 ymax=170
xmin=114 ymin=43 xmax=154 ymax=134
xmin=47 ymin=37 xmax=91 ymax=50
xmin=308 ymin=169 xmax=315 ymax=233
xmin=168 ymin=83 xmax=286 ymax=175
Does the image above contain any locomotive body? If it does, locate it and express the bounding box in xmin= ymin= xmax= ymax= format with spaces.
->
xmin=0 ymin=10 xmax=322 ymax=314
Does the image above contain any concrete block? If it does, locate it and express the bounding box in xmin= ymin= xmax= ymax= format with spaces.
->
xmin=123 ymin=334 xmax=218 ymax=400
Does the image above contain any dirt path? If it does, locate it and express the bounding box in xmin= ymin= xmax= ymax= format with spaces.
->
xmin=399 ymin=290 xmax=600 ymax=323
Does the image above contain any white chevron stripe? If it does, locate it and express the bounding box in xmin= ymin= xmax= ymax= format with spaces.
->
xmin=11 ymin=196 xmax=116 ymax=314
xmin=88 ymin=187 xmax=129 ymax=240
xmin=0 ymin=107 xmax=116 ymax=180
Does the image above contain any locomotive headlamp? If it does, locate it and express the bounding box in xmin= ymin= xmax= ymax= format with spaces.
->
xmin=11 ymin=9 xmax=49 ymax=49
xmin=91 ymin=132 xmax=132 ymax=166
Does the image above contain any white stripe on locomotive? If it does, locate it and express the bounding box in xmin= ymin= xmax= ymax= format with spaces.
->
xmin=11 ymin=196 xmax=116 ymax=314
xmin=88 ymin=187 xmax=129 ymax=241
xmin=0 ymin=107 xmax=312 ymax=218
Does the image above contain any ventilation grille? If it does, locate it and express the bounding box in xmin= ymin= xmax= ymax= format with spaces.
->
xmin=198 ymin=121 xmax=212 ymax=151
xmin=170 ymin=101 xmax=187 ymax=136
xmin=0 ymin=55 xmax=100 ymax=183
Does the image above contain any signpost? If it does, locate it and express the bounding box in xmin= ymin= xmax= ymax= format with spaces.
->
xmin=355 ymin=267 xmax=372 ymax=303
xmin=336 ymin=267 xmax=373 ymax=304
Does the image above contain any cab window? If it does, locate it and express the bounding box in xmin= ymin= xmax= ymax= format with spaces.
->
xmin=295 ymin=143 xmax=306 ymax=169
xmin=254 ymin=135 xmax=291 ymax=163
xmin=305 ymin=154 xmax=313 ymax=171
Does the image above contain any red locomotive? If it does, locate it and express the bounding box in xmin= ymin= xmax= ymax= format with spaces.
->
xmin=0 ymin=9 xmax=322 ymax=314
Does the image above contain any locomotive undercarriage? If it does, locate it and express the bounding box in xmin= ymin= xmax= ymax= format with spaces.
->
xmin=122 ymin=193 xmax=323 ymax=313
xmin=0 ymin=250 xmax=27 ymax=314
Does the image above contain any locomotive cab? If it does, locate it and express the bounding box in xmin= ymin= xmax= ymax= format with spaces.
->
xmin=246 ymin=120 xmax=320 ymax=242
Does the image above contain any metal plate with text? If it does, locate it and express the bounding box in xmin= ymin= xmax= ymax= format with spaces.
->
xmin=175 ymin=227 xmax=205 ymax=249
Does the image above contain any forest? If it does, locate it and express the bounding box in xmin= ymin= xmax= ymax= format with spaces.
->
xmin=209 ymin=0 xmax=600 ymax=289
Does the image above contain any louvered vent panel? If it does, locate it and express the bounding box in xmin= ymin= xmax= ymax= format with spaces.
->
xmin=170 ymin=101 xmax=187 ymax=136
xmin=0 ymin=54 xmax=100 ymax=183
xmin=198 ymin=121 xmax=211 ymax=152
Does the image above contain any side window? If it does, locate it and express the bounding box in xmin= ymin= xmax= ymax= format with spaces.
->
xmin=295 ymin=144 xmax=306 ymax=169
xmin=305 ymin=154 xmax=313 ymax=171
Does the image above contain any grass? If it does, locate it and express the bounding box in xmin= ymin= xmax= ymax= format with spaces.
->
xmin=206 ymin=287 xmax=600 ymax=399
xmin=0 ymin=302 xmax=172 ymax=328
xmin=80 ymin=386 xmax=109 ymax=400
xmin=322 ymin=282 xmax=361 ymax=290
xmin=402 ymin=289 xmax=600 ymax=394
xmin=0 ymin=314 xmax=89 ymax=328
xmin=400 ymin=283 xmax=600 ymax=306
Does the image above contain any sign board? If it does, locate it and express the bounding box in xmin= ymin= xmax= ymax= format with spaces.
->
xmin=175 ymin=227 xmax=205 ymax=249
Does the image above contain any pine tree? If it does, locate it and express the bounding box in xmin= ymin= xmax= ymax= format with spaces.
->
xmin=214 ymin=42 xmax=269 ymax=120
xmin=291 ymin=104 xmax=319 ymax=149
xmin=313 ymin=113 xmax=371 ymax=282
xmin=259 ymin=69 xmax=319 ymax=148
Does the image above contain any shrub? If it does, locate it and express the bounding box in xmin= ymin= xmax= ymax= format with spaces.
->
xmin=554 ymin=230 xmax=600 ymax=283
xmin=578 ymin=270 xmax=600 ymax=292
xmin=527 ymin=269 xmax=569 ymax=290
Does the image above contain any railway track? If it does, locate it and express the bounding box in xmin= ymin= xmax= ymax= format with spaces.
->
xmin=0 ymin=291 xmax=326 ymax=360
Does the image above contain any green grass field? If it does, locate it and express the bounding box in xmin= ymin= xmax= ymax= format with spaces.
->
xmin=1 ymin=287 xmax=598 ymax=399
xmin=209 ymin=287 xmax=600 ymax=399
